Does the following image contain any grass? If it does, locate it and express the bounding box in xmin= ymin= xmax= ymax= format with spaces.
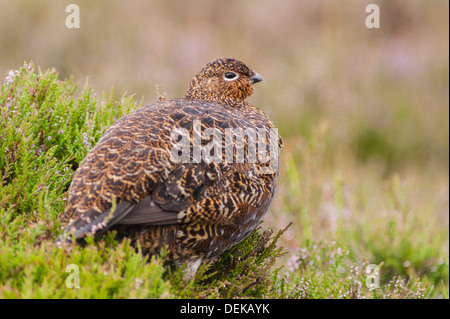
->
xmin=0 ymin=62 xmax=447 ymax=299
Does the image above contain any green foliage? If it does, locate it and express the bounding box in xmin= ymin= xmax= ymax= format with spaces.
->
xmin=169 ymin=225 xmax=290 ymax=299
xmin=0 ymin=238 xmax=170 ymax=298
xmin=284 ymin=240 xmax=430 ymax=299
xmin=0 ymin=63 xmax=171 ymax=298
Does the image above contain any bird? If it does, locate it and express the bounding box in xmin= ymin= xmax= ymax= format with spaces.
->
xmin=58 ymin=58 xmax=282 ymax=277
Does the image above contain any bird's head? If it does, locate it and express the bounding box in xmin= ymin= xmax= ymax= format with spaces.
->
xmin=184 ymin=58 xmax=264 ymax=103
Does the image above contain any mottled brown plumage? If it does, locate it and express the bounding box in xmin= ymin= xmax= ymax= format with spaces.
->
xmin=58 ymin=58 xmax=282 ymax=276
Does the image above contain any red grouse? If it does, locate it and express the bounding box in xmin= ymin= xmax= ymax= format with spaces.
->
xmin=58 ymin=58 xmax=282 ymax=277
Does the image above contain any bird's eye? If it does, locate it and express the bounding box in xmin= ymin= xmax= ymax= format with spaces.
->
xmin=223 ymin=72 xmax=239 ymax=81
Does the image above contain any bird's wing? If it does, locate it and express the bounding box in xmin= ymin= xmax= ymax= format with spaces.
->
xmin=116 ymin=196 xmax=179 ymax=225
xmin=61 ymin=196 xmax=180 ymax=240
xmin=117 ymin=162 xmax=210 ymax=225
xmin=61 ymin=201 xmax=134 ymax=240
xmin=58 ymin=99 xmax=281 ymax=242
xmin=59 ymin=161 xmax=221 ymax=241
xmin=58 ymin=103 xmax=180 ymax=241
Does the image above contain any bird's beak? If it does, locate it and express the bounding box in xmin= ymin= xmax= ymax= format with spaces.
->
xmin=249 ymin=72 xmax=264 ymax=84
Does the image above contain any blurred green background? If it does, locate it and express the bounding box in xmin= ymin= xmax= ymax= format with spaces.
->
xmin=0 ymin=0 xmax=448 ymax=295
